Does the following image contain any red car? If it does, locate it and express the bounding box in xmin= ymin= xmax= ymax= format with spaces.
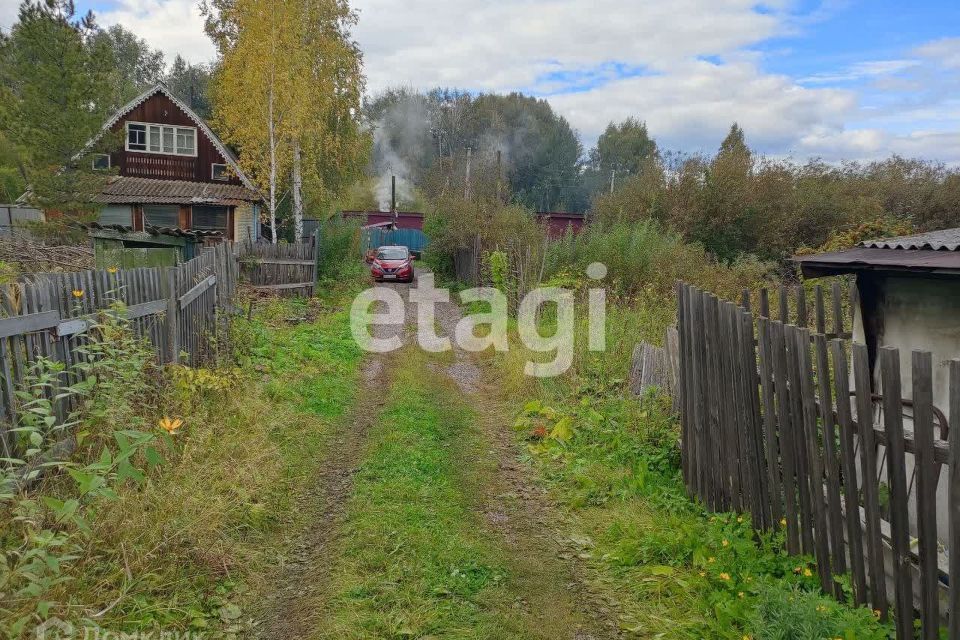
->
xmin=370 ymin=245 xmax=415 ymax=283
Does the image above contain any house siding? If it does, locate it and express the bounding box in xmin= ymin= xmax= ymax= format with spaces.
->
xmin=233 ymin=202 xmax=258 ymax=243
xmin=108 ymin=92 xmax=241 ymax=186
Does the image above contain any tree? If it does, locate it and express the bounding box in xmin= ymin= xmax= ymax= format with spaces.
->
xmin=165 ymin=55 xmax=214 ymax=120
xmin=92 ymin=24 xmax=165 ymax=100
xmin=205 ymin=0 xmax=367 ymax=242
xmin=0 ymin=0 xmax=122 ymax=211
xmin=587 ymin=117 xmax=657 ymax=193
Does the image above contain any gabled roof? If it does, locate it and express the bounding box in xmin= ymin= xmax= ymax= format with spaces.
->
xmin=88 ymin=82 xmax=257 ymax=192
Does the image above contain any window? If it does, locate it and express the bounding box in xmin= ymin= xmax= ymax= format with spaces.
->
xmin=127 ymin=123 xmax=146 ymax=151
xmin=144 ymin=205 xmax=180 ymax=228
xmin=98 ymin=205 xmax=132 ymax=226
xmin=127 ymin=122 xmax=196 ymax=156
xmin=211 ymin=163 xmax=229 ymax=181
xmin=91 ymin=154 xmax=111 ymax=170
xmin=192 ymin=206 xmax=229 ymax=234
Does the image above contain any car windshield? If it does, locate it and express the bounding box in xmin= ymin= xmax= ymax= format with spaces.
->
xmin=377 ymin=248 xmax=408 ymax=260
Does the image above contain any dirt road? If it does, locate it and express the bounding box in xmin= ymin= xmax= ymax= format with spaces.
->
xmin=255 ymin=269 xmax=616 ymax=639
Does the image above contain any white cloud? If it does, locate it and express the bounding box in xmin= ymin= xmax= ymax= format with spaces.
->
xmin=94 ymin=0 xmax=215 ymax=65
xmin=4 ymin=0 xmax=958 ymax=163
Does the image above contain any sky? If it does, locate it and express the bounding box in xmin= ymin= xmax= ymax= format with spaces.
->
xmin=3 ymin=0 xmax=959 ymax=163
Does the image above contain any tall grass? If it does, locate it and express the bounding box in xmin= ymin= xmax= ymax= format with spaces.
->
xmin=545 ymin=220 xmax=773 ymax=300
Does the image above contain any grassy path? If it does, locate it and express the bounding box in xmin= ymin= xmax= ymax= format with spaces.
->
xmin=252 ymin=276 xmax=613 ymax=639
xmin=312 ymin=348 xmax=606 ymax=639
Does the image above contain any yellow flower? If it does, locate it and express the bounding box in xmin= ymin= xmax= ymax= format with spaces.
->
xmin=107 ymin=266 xmax=118 ymax=274
xmin=743 ymin=636 xmax=751 ymax=640
xmin=737 ymin=516 xmax=743 ymax=523
xmin=803 ymin=568 xmax=813 ymax=577
xmin=737 ymin=592 xmax=745 ymax=598
xmin=780 ymin=518 xmax=787 ymax=527
xmin=698 ymin=571 xmax=706 ymax=577
xmin=72 ymin=289 xmax=84 ymax=298
xmin=722 ymin=539 xmax=729 ymax=547
xmin=707 ymin=557 xmax=716 ymax=563
xmin=719 ymin=572 xmax=731 ymax=581
xmin=873 ymin=609 xmax=882 ymax=619
xmin=793 ymin=566 xmax=802 ymax=574
xmin=158 ymin=416 xmax=184 ymax=435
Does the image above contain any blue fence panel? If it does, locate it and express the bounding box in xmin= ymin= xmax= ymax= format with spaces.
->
xmin=361 ymin=227 xmax=430 ymax=254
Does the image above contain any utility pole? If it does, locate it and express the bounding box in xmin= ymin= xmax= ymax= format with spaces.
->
xmin=610 ymin=169 xmax=616 ymax=195
xmin=464 ymin=147 xmax=472 ymax=200
xmin=496 ymin=149 xmax=503 ymax=202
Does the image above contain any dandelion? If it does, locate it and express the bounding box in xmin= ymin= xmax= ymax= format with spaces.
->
xmin=72 ymin=289 xmax=84 ymax=298
xmin=737 ymin=516 xmax=743 ymax=523
xmin=158 ymin=416 xmax=184 ymax=435
xmin=803 ymin=568 xmax=813 ymax=577
xmin=780 ymin=517 xmax=787 ymax=527
xmin=107 ymin=266 xmax=118 ymax=274
xmin=719 ymin=572 xmax=731 ymax=581
xmin=722 ymin=539 xmax=729 ymax=547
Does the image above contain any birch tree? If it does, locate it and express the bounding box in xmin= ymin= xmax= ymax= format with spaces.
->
xmin=204 ymin=0 xmax=367 ymax=243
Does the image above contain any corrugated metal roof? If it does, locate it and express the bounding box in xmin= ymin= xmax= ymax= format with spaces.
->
xmin=794 ymin=247 xmax=960 ymax=277
xmin=859 ymin=227 xmax=960 ymax=251
xmin=92 ymin=176 xmax=259 ymax=206
xmin=84 ymin=222 xmax=224 ymax=240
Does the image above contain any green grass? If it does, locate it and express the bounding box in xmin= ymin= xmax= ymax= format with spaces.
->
xmin=0 ymin=284 xmax=366 ymax=638
xmin=491 ymin=294 xmax=894 ymax=639
xmin=317 ymin=351 xmax=535 ymax=639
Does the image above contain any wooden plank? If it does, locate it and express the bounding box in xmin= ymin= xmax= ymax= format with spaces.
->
xmin=757 ymin=316 xmax=783 ymax=528
xmin=759 ymin=288 xmax=770 ymax=318
xmin=796 ymin=286 xmax=808 ymax=328
xmin=721 ymin=301 xmax=742 ymax=511
xmin=249 ymin=282 xmax=315 ymax=291
xmin=911 ymin=350 xmax=938 ymax=639
xmin=786 ymin=324 xmax=815 ymax=555
xmin=0 ymin=310 xmax=60 ymax=339
xmin=853 ymin=342 xmax=888 ymax=618
xmin=691 ymin=287 xmax=708 ymax=502
xmin=771 ymin=321 xmax=800 ymax=553
xmin=255 ymin=258 xmax=317 ymax=266
xmin=831 ymin=281 xmax=844 ymax=338
xmin=126 ymin=298 xmax=167 ymax=320
xmin=950 ymin=359 xmax=960 ymax=640
xmin=830 ymin=340 xmax=868 ymax=605
xmin=815 ymin=334 xmax=846 ymax=593
xmin=779 ymin=286 xmax=789 ymax=324
xmin=814 ymin=285 xmax=826 ymax=334
xmin=880 ymin=346 xmax=912 ymax=634
xmin=741 ymin=309 xmax=768 ymax=527
xmin=179 ymin=274 xmax=217 ymax=309
xmin=796 ymin=327 xmax=833 ymax=592
xmin=705 ymin=294 xmax=723 ymax=510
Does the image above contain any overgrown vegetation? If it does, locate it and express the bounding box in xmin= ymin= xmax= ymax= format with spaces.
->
xmin=0 ymin=285 xmax=363 ymax=637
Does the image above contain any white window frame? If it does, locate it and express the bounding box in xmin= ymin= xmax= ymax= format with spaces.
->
xmin=211 ymin=163 xmax=229 ymax=181
xmin=91 ymin=153 xmax=111 ymax=170
xmin=125 ymin=121 xmax=197 ymax=157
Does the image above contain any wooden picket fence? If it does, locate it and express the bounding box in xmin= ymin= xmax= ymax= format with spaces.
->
xmin=677 ymin=280 xmax=960 ymax=639
xmin=239 ymin=233 xmax=319 ymax=297
xmin=0 ymin=242 xmax=237 ymax=460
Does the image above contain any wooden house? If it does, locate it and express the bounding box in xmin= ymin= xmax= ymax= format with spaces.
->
xmin=49 ymin=83 xmax=262 ymax=242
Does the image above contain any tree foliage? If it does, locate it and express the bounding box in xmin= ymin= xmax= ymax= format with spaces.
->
xmin=0 ymin=0 xmax=122 ymax=210
xmin=592 ymin=124 xmax=960 ymax=262
xmin=205 ymin=0 xmax=368 ymax=240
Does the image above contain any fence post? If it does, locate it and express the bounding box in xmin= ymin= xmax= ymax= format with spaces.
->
xmin=949 ymin=359 xmax=960 ymax=640
xmin=879 ymin=346 xmax=912 ymax=636
xmin=166 ymin=266 xmax=179 ymax=364
xmin=312 ymin=229 xmax=320 ymax=296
